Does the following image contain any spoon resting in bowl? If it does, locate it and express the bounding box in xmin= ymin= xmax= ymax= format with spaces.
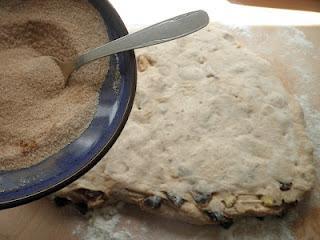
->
xmin=52 ymin=10 xmax=209 ymax=83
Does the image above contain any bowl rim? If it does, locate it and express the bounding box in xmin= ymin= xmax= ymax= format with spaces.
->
xmin=0 ymin=0 xmax=137 ymax=210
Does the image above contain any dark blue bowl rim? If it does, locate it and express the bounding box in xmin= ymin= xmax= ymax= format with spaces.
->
xmin=0 ymin=0 xmax=137 ymax=209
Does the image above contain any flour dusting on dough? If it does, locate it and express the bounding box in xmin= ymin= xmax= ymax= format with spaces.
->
xmin=59 ymin=24 xmax=314 ymax=226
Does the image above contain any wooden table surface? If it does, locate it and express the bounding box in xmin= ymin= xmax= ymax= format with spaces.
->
xmin=0 ymin=199 xmax=84 ymax=240
xmin=229 ymin=0 xmax=320 ymax=11
xmin=1 ymin=1 xmax=319 ymax=240
xmin=230 ymin=0 xmax=320 ymax=12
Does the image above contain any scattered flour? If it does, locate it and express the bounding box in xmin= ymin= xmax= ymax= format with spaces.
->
xmin=82 ymin=206 xmax=132 ymax=240
xmin=140 ymin=225 xmax=148 ymax=234
xmin=227 ymin=25 xmax=253 ymax=38
xmin=296 ymin=94 xmax=320 ymax=207
xmin=230 ymin=24 xmax=320 ymax=237
xmin=283 ymin=28 xmax=314 ymax=50
xmin=217 ymin=214 xmax=297 ymax=240
xmin=298 ymin=95 xmax=320 ymax=158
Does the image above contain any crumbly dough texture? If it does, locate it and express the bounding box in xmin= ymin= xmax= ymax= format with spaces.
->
xmin=57 ymin=25 xmax=315 ymax=225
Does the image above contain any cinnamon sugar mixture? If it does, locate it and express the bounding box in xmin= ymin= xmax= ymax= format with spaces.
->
xmin=0 ymin=0 xmax=109 ymax=170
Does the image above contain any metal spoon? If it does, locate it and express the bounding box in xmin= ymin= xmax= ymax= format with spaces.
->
xmin=52 ymin=10 xmax=209 ymax=82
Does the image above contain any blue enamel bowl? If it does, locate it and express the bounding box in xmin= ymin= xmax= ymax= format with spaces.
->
xmin=0 ymin=0 xmax=137 ymax=209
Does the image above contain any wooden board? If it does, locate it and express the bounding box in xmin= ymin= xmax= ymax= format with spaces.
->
xmin=230 ymin=0 xmax=320 ymax=12
xmin=0 ymin=2 xmax=319 ymax=240
xmin=0 ymin=199 xmax=84 ymax=240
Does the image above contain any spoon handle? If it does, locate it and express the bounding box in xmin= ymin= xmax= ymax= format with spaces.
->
xmin=75 ymin=10 xmax=209 ymax=69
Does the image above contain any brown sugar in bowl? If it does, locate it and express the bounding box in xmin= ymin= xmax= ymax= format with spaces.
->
xmin=0 ymin=0 xmax=137 ymax=209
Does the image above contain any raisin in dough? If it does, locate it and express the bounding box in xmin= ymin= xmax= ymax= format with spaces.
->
xmin=56 ymin=25 xmax=315 ymax=225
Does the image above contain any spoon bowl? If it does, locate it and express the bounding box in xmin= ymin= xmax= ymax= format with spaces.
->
xmin=52 ymin=57 xmax=75 ymax=81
